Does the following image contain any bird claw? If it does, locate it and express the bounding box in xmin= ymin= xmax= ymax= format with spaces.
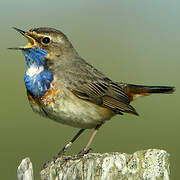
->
xmin=42 ymin=159 xmax=53 ymax=169
xmin=42 ymin=148 xmax=92 ymax=168
xmin=42 ymin=161 xmax=49 ymax=169
xmin=63 ymin=148 xmax=92 ymax=161
xmin=57 ymin=149 xmax=66 ymax=156
xmin=42 ymin=155 xmax=59 ymax=169
xmin=78 ymin=148 xmax=92 ymax=155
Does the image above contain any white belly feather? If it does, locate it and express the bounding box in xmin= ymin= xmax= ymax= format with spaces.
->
xmin=37 ymin=88 xmax=114 ymax=129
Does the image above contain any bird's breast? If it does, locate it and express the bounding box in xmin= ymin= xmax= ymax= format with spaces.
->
xmin=27 ymin=79 xmax=115 ymax=129
xmin=27 ymin=78 xmax=58 ymax=107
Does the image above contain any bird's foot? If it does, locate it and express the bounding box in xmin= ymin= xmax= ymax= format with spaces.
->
xmin=57 ymin=148 xmax=66 ymax=157
xmin=42 ymin=149 xmax=67 ymax=169
xmin=63 ymin=148 xmax=92 ymax=161
xmin=78 ymin=148 xmax=92 ymax=155
xmin=42 ymin=157 xmax=56 ymax=169
xmin=42 ymin=148 xmax=92 ymax=168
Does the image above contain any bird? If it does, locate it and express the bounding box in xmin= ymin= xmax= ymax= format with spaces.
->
xmin=10 ymin=27 xmax=175 ymax=159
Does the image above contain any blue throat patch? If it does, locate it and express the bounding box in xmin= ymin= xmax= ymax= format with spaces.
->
xmin=22 ymin=47 xmax=53 ymax=98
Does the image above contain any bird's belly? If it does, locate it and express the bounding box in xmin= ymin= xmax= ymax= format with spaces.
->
xmin=28 ymin=85 xmax=115 ymax=129
xmin=47 ymin=96 xmax=114 ymax=129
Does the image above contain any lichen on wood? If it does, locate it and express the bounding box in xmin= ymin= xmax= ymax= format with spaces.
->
xmin=17 ymin=149 xmax=170 ymax=180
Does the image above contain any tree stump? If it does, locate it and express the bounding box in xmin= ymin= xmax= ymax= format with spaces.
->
xmin=17 ymin=149 xmax=170 ymax=180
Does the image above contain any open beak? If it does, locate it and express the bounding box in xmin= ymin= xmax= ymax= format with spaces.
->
xmin=9 ymin=27 xmax=36 ymax=50
xmin=13 ymin=27 xmax=26 ymax=36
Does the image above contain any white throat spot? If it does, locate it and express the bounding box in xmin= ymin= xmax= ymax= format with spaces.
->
xmin=26 ymin=65 xmax=44 ymax=77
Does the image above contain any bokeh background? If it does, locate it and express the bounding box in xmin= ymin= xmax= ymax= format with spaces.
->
xmin=0 ymin=0 xmax=179 ymax=179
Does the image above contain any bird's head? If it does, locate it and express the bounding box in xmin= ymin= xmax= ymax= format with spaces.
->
xmin=10 ymin=27 xmax=78 ymax=60
xmin=9 ymin=27 xmax=78 ymax=98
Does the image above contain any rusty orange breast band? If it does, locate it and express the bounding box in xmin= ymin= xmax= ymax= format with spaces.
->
xmin=27 ymin=79 xmax=58 ymax=107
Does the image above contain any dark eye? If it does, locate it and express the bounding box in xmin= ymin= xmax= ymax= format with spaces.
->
xmin=42 ymin=37 xmax=51 ymax=44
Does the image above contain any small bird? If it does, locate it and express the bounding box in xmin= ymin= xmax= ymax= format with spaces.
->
xmin=10 ymin=27 xmax=175 ymax=158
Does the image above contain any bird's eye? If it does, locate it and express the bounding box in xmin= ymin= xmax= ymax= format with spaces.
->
xmin=42 ymin=37 xmax=51 ymax=44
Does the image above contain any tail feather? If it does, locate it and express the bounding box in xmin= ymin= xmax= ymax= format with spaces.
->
xmin=123 ymin=84 xmax=175 ymax=101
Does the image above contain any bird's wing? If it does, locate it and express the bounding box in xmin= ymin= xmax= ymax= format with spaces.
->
xmin=62 ymin=58 xmax=138 ymax=115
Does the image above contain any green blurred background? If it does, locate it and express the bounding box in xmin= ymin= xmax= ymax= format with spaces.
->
xmin=0 ymin=0 xmax=179 ymax=179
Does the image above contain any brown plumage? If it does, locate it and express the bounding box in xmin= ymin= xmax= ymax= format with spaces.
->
xmin=11 ymin=27 xmax=175 ymax=161
xmin=122 ymin=84 xmax=175 ymax=101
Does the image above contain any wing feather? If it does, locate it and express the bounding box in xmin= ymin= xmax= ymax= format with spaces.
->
xmin=58 ymin=58 xmax=138 ymax=115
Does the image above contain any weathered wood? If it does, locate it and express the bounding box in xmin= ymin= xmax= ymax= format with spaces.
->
xmin=17 ymin=157 xmax=34 ymax=180
xmin=18 ymin=149 xmax=170 ymax=180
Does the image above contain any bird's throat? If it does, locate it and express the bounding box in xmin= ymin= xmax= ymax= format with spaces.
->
xmin=22 ymin=47 xmax=53 ymax=98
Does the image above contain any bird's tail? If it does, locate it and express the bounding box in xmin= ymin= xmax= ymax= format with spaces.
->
xmin=123 ymin=84 xmax=175 ymax=101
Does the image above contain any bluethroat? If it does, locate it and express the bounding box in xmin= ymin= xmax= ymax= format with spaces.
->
xmin=10 ymin=27 xmax=175 ymax=159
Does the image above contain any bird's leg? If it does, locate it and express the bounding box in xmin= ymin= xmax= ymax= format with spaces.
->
xmin=62 ymin=124 xmax=102 ymax=161
xmin=78 ymin=124 xmax=102 ymax=156
xmin=43 ymin=129 xmax=85 ymax=167
xmin=57 ymin=128 xmax=85 ymax=156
